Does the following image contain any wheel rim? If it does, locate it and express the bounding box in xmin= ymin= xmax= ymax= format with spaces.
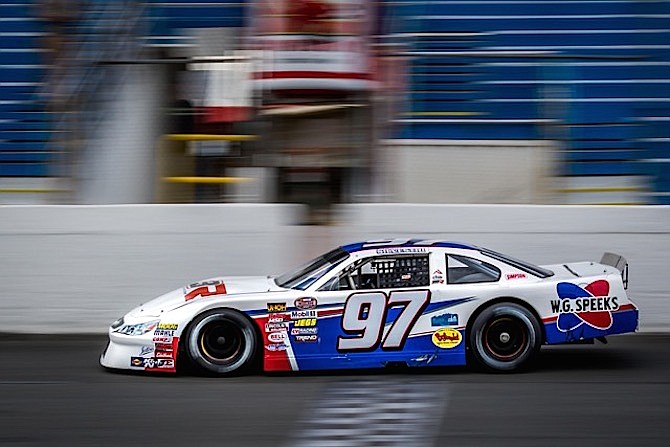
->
xmin=483 ymin=316 xmax=528 ymax=361
xmin=198 ymin=319 xmax=244 ymax=365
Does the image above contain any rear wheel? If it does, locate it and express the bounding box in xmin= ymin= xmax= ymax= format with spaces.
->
xmin=185 ymin=309 xmax=258 ymax=375
xmin=469 ymin=302 xmax=541 ymax=372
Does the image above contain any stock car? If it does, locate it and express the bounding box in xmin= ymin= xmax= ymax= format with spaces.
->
xmin=100 ymin=239 xmax=638 ymax=375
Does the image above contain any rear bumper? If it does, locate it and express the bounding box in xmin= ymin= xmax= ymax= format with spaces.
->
xmin=543 ymin=303 xmax=639 ymax=344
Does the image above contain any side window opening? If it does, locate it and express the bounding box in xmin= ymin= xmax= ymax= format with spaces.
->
xmin=373 ymin=255 xmax=429 ymax=289
xmin=447 ymin=254 xmax=500 ymax=284
xmin=320 ymin=255 xmax=430 ymax=291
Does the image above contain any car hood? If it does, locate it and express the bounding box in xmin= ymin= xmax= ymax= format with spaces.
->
xmin=128 ymin=275 xmax=281 ymax=317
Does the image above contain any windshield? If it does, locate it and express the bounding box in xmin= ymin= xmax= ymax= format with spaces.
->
xmin=275 ymin=248 xmax=350 ymax=290
xmin=479 ymin=248 xmax=554 ymax=278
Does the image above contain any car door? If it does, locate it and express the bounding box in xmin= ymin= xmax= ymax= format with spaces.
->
xmin=294 ymin=252 xmax=435 ymax=370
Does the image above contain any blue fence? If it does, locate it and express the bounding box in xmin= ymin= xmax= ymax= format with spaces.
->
xmin=0 ymin=1 xmax=51 ymax=177
xmin=385 ymin=0 xmax=670 ymax=203
xmin=1 ymin=0 xmax=668 ymax=202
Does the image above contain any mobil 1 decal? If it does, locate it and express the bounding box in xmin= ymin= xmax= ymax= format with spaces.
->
xmin=551 ymin=280 xmax=619 ymax=331
xmin=337 ymin=290 xmax=430 ymax=352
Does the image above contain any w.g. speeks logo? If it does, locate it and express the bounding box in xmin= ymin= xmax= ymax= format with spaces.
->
xmin=551 ymin=280 xmax=619 ymax=332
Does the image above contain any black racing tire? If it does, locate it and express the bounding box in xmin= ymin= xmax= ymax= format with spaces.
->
xmin=184 ymin=309 xmax=258 ymax=376
xmin=469 ymin=302 xmax=541 ymax=372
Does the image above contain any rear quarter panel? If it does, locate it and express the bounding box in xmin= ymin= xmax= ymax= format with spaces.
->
xmin=531 ymin=271 xmax=639 ymax=344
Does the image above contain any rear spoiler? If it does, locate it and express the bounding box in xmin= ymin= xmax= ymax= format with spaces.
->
xmin=600 ymin=252 xmax=629 ymax=289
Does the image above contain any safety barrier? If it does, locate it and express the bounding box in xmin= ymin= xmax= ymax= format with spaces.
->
xmin=0 ymin=204 xmax=667 ymax=333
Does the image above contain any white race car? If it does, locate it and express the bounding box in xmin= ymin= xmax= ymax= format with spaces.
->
xmin=100 ymin=239 xmax=638 ymax=375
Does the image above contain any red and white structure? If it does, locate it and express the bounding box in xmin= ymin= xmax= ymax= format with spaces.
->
xmin=249 ymin=0 xmax=375 ymax=92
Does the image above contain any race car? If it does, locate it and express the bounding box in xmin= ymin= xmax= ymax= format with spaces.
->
xmin=100 ymin=239 xmax=638 ymax=375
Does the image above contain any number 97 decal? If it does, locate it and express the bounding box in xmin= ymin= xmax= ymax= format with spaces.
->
xmin=337 ymin=290 xmax=430 ymax=352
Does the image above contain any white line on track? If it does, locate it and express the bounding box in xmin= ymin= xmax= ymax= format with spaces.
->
xmin=286 ymin=378 xmax=448 ymax=447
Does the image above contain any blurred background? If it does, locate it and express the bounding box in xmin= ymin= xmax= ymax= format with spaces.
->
xmin=1 ymin=0 xmax=669 ymax=221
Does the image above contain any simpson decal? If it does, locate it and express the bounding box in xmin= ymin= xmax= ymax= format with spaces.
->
xmin=432 ymin=328 xmax=462 ymax=349
xmin=506 ymin=273 xmax=527 ymax=280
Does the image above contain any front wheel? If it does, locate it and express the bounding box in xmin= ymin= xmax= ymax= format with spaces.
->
xmin=469 ymin=302 xmax=541 ymax=372
xmin=185 ymin=309 xmax=259 ymax=375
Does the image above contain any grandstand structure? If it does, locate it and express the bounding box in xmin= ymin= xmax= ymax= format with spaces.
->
xmin=0 ymin=0 xmax=668 ymax=204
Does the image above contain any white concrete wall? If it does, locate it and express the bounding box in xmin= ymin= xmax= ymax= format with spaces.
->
xmin=0 ymin=205 xmax=306 ymax=333
xmin=1 ymin=204 xmax=668 ymax=333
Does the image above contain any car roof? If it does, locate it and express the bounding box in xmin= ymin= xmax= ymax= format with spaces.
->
xmin=340 ymin=239 xmax=478 ymax=254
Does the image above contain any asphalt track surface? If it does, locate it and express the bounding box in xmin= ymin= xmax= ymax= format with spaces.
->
xmin=0 ymin=334 xmax=669 ymax=447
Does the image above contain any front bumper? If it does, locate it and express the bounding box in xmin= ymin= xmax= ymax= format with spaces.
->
xmin=100 ymin=329 xmax=179 ymax=373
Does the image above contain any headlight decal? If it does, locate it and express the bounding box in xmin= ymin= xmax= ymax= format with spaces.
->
xmin=114 ymin=320 xmax=159 ymax=336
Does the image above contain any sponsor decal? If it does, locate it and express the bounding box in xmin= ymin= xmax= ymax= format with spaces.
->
xmin=376 ymin=247 xmax=427 ymax=254
xmin=291 ymin=327 xmax=318 ymax=335
xmin=154 ymin=329 xmax=175 ymax=337
xmin=265 ymin=322 xmax=289 ymax=333
xmin=114 ymin=321 xmax=158 ymax=336
xmin=551 ymin=280 xmax=619 ymax=331
xmin=293 ymin=318 xmax=317 ymax=327
xmin=294 ymin=334 xmax=318 ymax=343
xmin=291 ymin=310 xmax=317 ymax=320
xmin=268 ymin=315 xmax=289 ymax=323
xmin=432 ymin=269 xmax=444 ymax=284
xmin=153 ymin=336 xmax=172 ymax=343
xmin=157 ymin=323 xmax=178 ymax=330
xmin=154 ymin=343 xmax=173 ymax=351
xmin=267 ymin=302 xmax=287 ymax=313
xmin=506 ymin=273 xmax=527 ymax=280
xmin=295 ymin=297 xmax=318 ymax=310
xmin=265 ymin=343 xmax=287 ymax=351
xmin=139 ymin=346 xmax=154 ymax=356
xmin=432 ymin=328 xmax=462 ymax=349
xmin=431 ymin=313 xmax=458 ymax=327
xmin=155 ymin=358 xmax=174 ymax=368
xmin=267 ymin=332 xmax=287 ymax=343
xmin=184 ymin=280 xmax=227 ymax=302
xmin=130 ymin=357 xmax=144 ymax=367
xmin=187 ymin=279 xmax=223 ymax=289
xmin=130 ymin=357 xmax=175 ymax=369
xmin=154 ymin=338 xmax=175 ymax=359
xmin=155 ymin=350 xmax=173 ymax=359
